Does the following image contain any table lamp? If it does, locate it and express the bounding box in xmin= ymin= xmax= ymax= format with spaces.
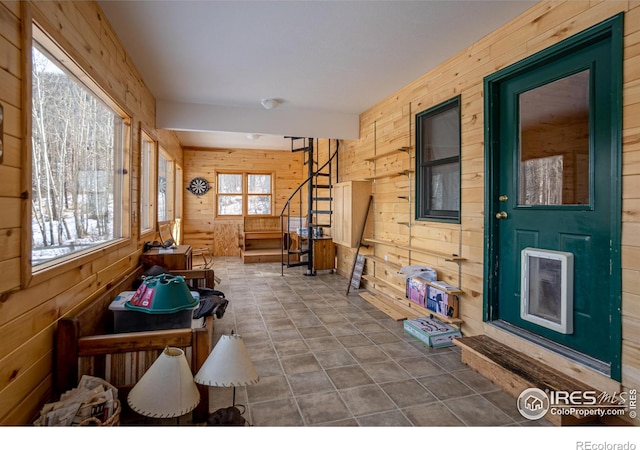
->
xmin=127 ymin=347 xmax=200 ymax=420
xmin=194 ymin=334 xmax=259 ymax=408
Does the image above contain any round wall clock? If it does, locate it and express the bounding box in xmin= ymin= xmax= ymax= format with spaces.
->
xmin=187 ymin=177 xmax=211 ymax=196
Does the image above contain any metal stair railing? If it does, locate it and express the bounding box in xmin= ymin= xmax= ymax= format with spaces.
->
xmin=281 ymin=139 xmax=339 ymax=275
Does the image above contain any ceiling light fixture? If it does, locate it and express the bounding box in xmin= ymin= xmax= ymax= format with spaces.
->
xmin=260 ymin=98 xmax=280 ymax=110
xmin=246 ymin=133 xmax=261 ymax=140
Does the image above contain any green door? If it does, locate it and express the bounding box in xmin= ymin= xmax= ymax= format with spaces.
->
xmin=485 ymin=15 xmax=622 ymax=377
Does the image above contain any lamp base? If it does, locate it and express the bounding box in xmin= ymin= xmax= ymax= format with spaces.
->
xmin=207 ymin=406 xmax=246 ymax=426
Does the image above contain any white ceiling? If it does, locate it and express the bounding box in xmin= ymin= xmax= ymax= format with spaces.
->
xmin=98 ymin=0 xmax=538 ymax=150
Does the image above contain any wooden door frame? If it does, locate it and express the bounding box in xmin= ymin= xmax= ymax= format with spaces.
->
xmin=482 ymin=14 xmax=624 ymax=380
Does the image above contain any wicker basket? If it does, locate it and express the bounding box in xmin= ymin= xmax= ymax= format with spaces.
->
xmin=78 ymin=399 xmax=121 ymax=426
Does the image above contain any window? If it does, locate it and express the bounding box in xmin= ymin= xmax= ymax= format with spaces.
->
xmin=247 ymin=174 xmax=272 ymax=215
xmin=31 ymin=27 xmax=129 ymax=268
xmin=175 ymin=165 xmax=183 ymax=221
xmin=140 ymin=132 xmax=156 ymax=234
xmin=217 ymin=172 xmax=272 ymax=216
xmin=415 ymin=96 xmax=461 ymax=222
xmin=217 ymin=174 xmax=242 ymax=215
xmin=158 ymin=149 xmax=174 ymax=222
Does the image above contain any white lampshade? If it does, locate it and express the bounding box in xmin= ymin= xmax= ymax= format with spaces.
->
xmin=194 ymin=334 xmax=259 ymax=387
xmin=127 ymin=347 xmax=200 ymax=418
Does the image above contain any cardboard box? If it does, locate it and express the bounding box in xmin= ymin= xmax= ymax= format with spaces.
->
xmin=406 ymin=276 xmax=428 ymax=307
xmin=426 ymin=285 xmax=460 ymax=318
xmin=109 ymin=291 xmax=200 ymax=333
xmin=405 ymin=272 xmax=438 ymax=307
xmin=403 ymin=316 xmax=461 ymax=348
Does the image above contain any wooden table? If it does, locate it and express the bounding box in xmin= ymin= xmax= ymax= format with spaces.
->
xmin=289 ymin=234 xmax=335 ymax=271
xmin=141 ymin=245 xmax=193 ymax=270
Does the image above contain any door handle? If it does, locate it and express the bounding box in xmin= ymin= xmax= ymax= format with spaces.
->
xmin=495 ymin=211 xmax=508 ymax=220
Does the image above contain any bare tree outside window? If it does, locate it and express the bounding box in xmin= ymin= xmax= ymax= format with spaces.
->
xmin=247 ymin=174 xmax=271 ymax=215
xmin=218 ymin=174 xmax=243 ymax=215
xmin=31 ymin=44 xmax=124 ymax=266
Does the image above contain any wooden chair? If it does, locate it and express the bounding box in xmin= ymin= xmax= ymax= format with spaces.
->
xmin=157 ymin=220 xmax=176 ymax=245
xmin=158 ymin=220 xmax=213 ymax=270
xmin=191 ymin=247 xmax=213 ymax=270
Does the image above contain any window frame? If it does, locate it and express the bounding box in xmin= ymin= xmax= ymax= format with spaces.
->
xmin=140 ymin=130 xmax=157 ymax=236
xmin=215 ymin=171 xmax=274 ymax=217
xmin=157 ymin=147 xmax=175 ymax=223
xmin=415 ymin=95 xmax=462 ymax=223
xmin=29 ymin=23 xmax=132 ymax=275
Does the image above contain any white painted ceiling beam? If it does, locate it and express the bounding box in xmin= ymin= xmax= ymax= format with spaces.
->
xmin=157 ymin=100 xmax=360 ymax=140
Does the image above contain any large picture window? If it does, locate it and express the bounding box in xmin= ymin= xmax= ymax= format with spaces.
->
xmin=31 ymin=28 xmax=129 ymax=268
xmin=415 ymin=96 xmax=461 ymax=222
xmin=217 ymin=172 xmax=272 ymax=216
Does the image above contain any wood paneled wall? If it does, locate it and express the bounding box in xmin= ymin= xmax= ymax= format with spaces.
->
xmin=1 ymin=0 xmax=639 ymax=425
xmin=0 ymin=1 xmax=181 ymax=424
xmin=182 ymin=148 xmax=304 ymax=256
xmin=336 ymin=0 xmax=640 ymax=415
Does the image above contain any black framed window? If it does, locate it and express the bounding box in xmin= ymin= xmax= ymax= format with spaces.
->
xmin=415 ymin=96 xmax=461 ymax=222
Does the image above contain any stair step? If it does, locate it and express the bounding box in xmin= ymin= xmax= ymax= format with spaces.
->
xmin=311 ymin=210 xmax=332 ymax=215
xmin=313 ymin=197 xmax=333 ymax=202
xmin=315 ymin=172 xmax=330 ymax=177
xmin=312 ymin=184 xmax=332 ymax=189
xmin=454 ymin=335 xmax=619 ymax=426
xmin=293 ymin=146 xmax=311 ymax=153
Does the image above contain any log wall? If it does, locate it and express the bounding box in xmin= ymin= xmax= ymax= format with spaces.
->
xmin=0 ymin=1 xmax=182 ymax=424
xmin=182 ymin=147 xmax=304 ymax=256
xmin=335 ymin=1 xmax=640 ymax=423
xmin=1 ymin=0 xmax=639 ymax=425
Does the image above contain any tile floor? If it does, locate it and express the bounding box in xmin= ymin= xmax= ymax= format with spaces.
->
xmin=204 ymin=257 xmax=552 ymax=427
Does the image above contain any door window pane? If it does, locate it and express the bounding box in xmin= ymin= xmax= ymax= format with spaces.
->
xmin=518 ymin=71 xmax=590 ymax=206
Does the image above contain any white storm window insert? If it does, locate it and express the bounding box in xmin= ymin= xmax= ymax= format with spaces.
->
xmin=140 ymin=133 xmax=156 ymax=234
xmin=158 ymin=150 xmax=174 ymax=222
xmin=520 ymin=248 xmax=574 ymax=334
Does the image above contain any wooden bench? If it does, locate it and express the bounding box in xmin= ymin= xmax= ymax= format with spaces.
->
xmin=55 ymin=266 xmax=216 ymax=424
xmin=454 ymin=335 xmax=625 ymax=426
xmin=240 ymin=216 xmax=284 ymax=263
